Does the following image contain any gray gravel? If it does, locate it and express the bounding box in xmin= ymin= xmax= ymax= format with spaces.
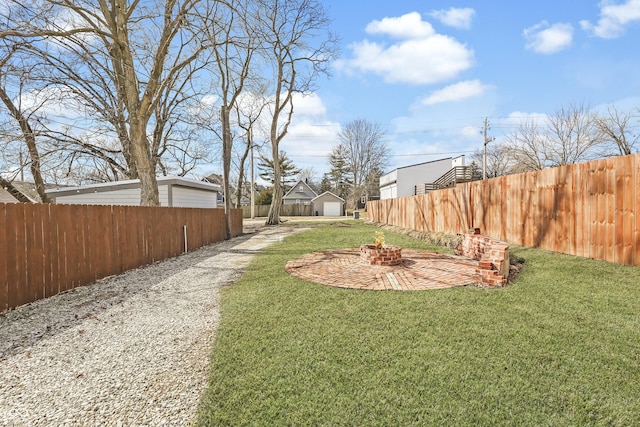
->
xmin=0 ymin=225 xmax=304 ymax=426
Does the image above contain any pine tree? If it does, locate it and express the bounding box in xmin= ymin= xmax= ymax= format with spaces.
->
xmin=257 ymin=151 xmax=301 ymax=191
xmin=327 ymin=145 xmax=352 ymax=200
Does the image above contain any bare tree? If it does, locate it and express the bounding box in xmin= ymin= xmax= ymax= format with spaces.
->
xmin=1 ymin=0 xmax=205 ymax=206
xmin=256 ymin=0 xmax=338 ymax=225
xmin=0 ymin=42 xmax=50 ymax=202
xmin=471 ymin=143 xmax=512 ymax=178
xmin=504 ymin=103 xmax=603 ymax=172
xmin=337 ymin=119 xmax=389 ymax=209
xmin=197 ymin=0 xmax=260 ymax=238
xmin=504 ymin=119 xmax=552 ymax=172
xmin=547 ymin=102 xmax=601 ymax=166
xmin=297 ymin=167 xmax=317 ymax=186
xmin=232 ymin=91 xmax=269 ymax=210
xmin=592 ymin=104 xmax=639 ymax=156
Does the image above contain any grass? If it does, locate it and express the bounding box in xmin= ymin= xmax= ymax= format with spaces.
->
xmin=196 ymin=221 xmax=640 ymax=426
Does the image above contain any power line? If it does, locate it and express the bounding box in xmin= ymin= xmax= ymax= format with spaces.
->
xmin=286 ymin=150 xmax=474 ymax=159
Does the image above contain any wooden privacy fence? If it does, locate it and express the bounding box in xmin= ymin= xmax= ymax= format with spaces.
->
xmin=368 ymin=153 xmax=640 ymax=267
xmin=1 ymin=203 xmax=243 ymax=313
xmin=241 ymin=204 xmax=314 ymax=218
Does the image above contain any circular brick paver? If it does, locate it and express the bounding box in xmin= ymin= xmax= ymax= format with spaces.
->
xmin=285 ymin=248 xmax=481 ymax=291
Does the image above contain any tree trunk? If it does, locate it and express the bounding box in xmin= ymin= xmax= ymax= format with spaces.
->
xmin=221 ymin=105 xmax=232 ymax=239
xmin=266 ymin=141 xmax=284 ymax=225
xmin=0 ymin=86 xmax=50 ymax=203
xmin=129 ymin=119 xmax=159 ymax=206
xmin=0 ymin=176 xmax=32 ymax=202
xmin=235 ymin=137 xmax=251 ymax=210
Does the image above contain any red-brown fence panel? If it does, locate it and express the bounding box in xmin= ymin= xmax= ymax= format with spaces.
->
xmin=368 ymin=153 xmax=640 ymax=267
xmin=1 ymin=203 xmax=9 ymax=312
xmin=1 ymin=204 xmax=242 ymax=313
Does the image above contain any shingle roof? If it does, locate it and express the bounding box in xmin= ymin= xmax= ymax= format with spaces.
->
xmin=283 ymin=180 xmax=318 ymax=200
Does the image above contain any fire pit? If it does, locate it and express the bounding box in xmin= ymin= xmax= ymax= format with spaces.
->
xmin=359 ymin=244 xmax=402 ymax=266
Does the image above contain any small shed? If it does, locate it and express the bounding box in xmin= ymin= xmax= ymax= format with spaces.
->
xmin=45 ymin=176 xmax=221 ymax=208
xmin=312 ymin=191 xmax=344 ymax=216
xmin=282 ymin=180 xmax=317 ymax=206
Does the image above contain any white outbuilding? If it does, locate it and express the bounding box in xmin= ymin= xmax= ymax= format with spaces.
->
xmin=45 ymin=176 xmax=221 ymax=208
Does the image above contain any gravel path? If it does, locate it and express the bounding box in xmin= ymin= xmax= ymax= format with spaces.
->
xmin=0 ymin=225 xmax=304 ymax=426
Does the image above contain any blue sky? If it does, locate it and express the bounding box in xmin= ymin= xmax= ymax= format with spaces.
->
xmin=279 ymin=0 xmax=640 ymax=177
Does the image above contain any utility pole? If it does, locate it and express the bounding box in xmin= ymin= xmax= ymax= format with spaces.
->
xmin=482 ymin=117 xmax=495 ymax=180
xmin=249 ymin=127 xmax=255 ymax=219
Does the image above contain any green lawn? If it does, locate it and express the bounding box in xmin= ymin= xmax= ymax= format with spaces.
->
xmin=196 ymin=221 xmax=640 ymax=426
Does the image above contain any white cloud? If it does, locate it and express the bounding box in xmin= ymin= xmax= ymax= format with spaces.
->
xmin=429 ymin=8 xmax=475 ymax=30
xmin=19 ymin=87 xmax=79 ymax=118
xmin=279 ymin=93 xmax=339 ymax=173
xmin=418 ymin=80 xmax=490 ymax=106
xmin=580 ymin=0 xmax=640 ymax=39
xmin=459 ymin=126 xmax=480 ymax=140
xmin=289 ymin=92 xmax=327 ymax=117
xmin=523 ymin=21 xmax=573 ymax=54
xmin=365 ymin=12 xmax=436 ymax=39
xmin=501 ymin=111 xmax=549 ymax=130
xmin=336 ymin=12 xmax=474 ymax=85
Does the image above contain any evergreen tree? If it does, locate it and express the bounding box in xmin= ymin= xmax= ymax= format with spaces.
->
xmin=258 ymin=151 xmax=301 ymax=191
xmin=327 ymin=145 xmax=352 ymax=200
xmin=319 ymin=175 xmax=332 ymax=193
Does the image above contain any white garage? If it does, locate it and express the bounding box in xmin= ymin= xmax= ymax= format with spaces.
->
xmin=312 ymin=192 xmax=344 ymax=216
xmin=45 ymin=176 xmax=221 ymax=208
xmin=323 ymin=201 xmax=341 ymax=216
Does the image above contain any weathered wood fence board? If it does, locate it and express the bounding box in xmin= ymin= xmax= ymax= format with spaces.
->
xmin=241 ymin=204 xmax=315 ymax=218
xmin=368 ymin=153 xmax=640 ymax=267
xmin=0 ymin=204 xmax=242 ymax=313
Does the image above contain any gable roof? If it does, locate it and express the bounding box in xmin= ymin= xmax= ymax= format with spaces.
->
xmin=283 ymin=180 xmax=318 ymax=200
xmin=46 ymin=176 xmax=221 ymax=198
xmin=0 ymin=181 xmax=46 ymax=203
xmin=0 ymin=186 xmax=19 ymax=203
xmin=311 ymin=191 xmax=345 ymax=202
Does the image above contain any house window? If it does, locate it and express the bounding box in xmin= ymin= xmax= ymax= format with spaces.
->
xmin=299 ymin=185 xmax=303 ymax=191
xmin=296 ymin=199 xmax=300 ymax=204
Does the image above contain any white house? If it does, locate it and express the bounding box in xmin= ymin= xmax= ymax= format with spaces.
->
xmin=379 ymin=156 xmax=465 ymax=200
xmin=45 ymin=176 xmax=221 ymax=208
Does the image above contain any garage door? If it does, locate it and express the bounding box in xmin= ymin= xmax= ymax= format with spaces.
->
xmin=324 ymin=201 xmax=341 ymax=216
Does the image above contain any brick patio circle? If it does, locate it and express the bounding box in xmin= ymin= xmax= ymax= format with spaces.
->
xmin=285 ymin=248 xmax=481 ymax=291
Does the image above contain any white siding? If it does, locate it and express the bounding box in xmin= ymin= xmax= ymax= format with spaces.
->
xmin=452 ymin=155 xmax=465 ymax=168
xmin=379 ymin=169 xmax=398 ymax=200
xmin=379 ymin=169 xmax=397 ymax=187
xmin=380 ymin=183 xmax=397 ymax=200
xmin=171 ymin=186 xmax=217 ymax=208
xmin=379 ymin=156 xmax=465 ymax=200
xmin=53 ymin=187 xmax=170 ymax=206
xmin=397 ymin=159 xmax=452 ymax=197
